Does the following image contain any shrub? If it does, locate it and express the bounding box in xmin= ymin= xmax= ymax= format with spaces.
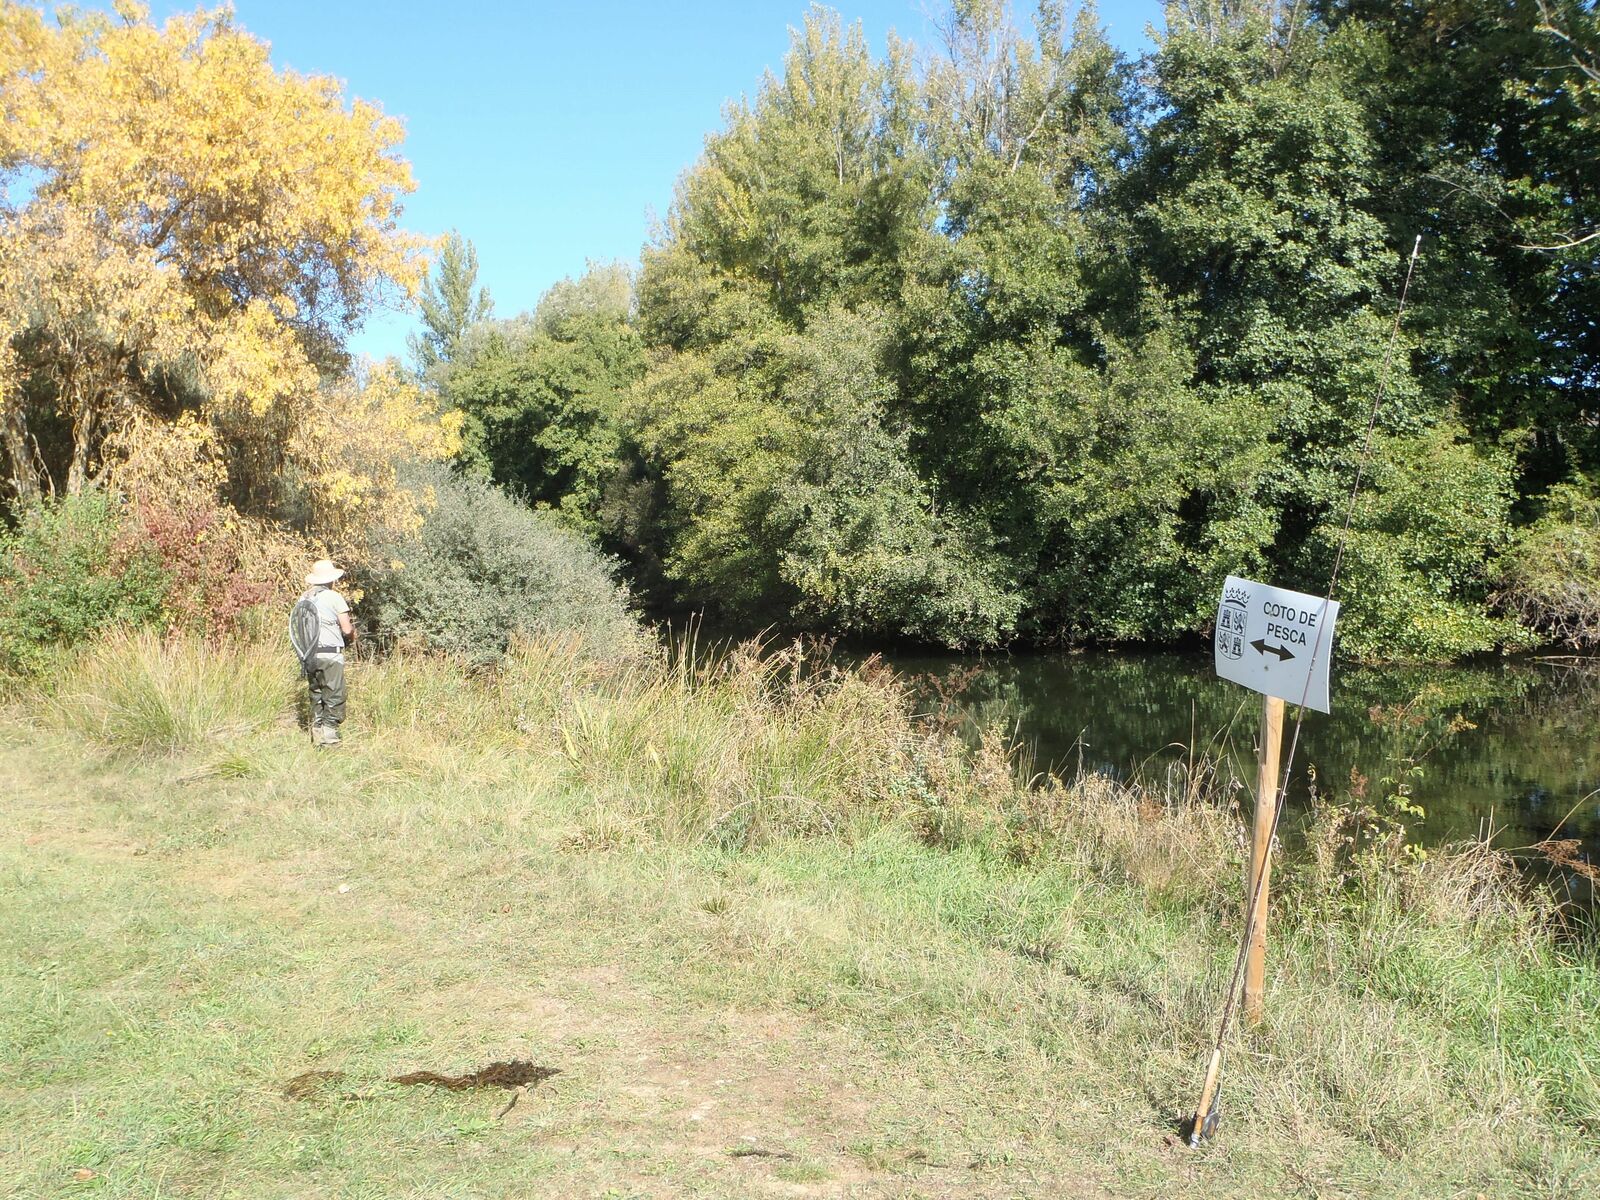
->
xmin=1494 ymin=482 xmax=1600 ymax=651
xmin=1321 ymin=428 xmax=1532 ymax=661
xmin=0 ymin=491 xmax=169 ymax=676
xmin=104 ymin=414 xmax=306 ymax=637
xmin=360 ymin=464 xmax=639 ymax=662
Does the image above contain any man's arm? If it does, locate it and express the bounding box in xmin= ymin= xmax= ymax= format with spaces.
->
xmin=338 ymin=611 xmax=357 ymax=644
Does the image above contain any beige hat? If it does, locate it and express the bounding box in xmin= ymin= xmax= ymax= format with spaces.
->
xmin=305 ymin=559 xmax=345 ymax=587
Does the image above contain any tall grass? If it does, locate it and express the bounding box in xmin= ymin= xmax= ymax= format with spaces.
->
xmin=347 ymin=635 xmax=939 ymax=847
xmin=45 ymin=629 xmax=294 ymax=752
xmin=32 ymin=626 xmax=1245 ymax=858
xmin=27 ymin=626 xmax=1600 ymax=1156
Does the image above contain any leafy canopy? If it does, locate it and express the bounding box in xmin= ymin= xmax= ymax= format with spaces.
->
xmin=0 ymin=0 xmax=448 ymax=549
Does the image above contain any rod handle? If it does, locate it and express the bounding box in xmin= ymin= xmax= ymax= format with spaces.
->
xmin=1189 ymin=1047 xmax=1223 ymax=1148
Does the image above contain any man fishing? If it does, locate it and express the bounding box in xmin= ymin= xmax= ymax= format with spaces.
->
xmin=290 ymin=559 xmax=357 ymax=748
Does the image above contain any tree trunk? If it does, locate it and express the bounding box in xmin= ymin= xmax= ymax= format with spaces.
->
xmin=65 ymin=419 xmax=93 ymax=494
xmin=64 ymin=378 xmax=97 ymax=495
xmin=0 ymin=390 xmax=44 ymax=504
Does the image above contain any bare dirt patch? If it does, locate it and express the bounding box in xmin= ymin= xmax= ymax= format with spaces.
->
xmin=281 ymin=1070 xmax=347 ymax=1101
xmin=390 ymin=1060 xmax=560 ymax=1091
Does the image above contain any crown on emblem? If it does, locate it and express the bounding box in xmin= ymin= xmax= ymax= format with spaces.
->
xmin=1223 ymin=584 xmax=1250 ymax=608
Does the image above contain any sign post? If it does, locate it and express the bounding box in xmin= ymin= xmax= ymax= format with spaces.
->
xmin=1244 ymin=694 xmax=1283 ymax=1025
xmin=1213 ymin=576 xmax=1339 ymax=1023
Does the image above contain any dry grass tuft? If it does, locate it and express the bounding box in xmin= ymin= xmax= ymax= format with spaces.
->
xmin=45 ymin=628 xmax=293 ymax=752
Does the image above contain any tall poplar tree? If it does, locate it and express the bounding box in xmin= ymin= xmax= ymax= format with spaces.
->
xmin=408 ymin=231 xmax=494 ymax=378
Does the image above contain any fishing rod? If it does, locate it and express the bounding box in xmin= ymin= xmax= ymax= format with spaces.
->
xmin=1188 ymin=234 xmax=1424 ymax=1148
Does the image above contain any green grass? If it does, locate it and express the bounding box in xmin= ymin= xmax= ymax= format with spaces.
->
xmin=0 ymin=634 xmax=1596 ymax=1197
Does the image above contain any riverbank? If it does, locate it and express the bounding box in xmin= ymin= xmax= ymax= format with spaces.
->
xmin=2 ymin=633 xmax=1597 ymax=1197
xmin=882 ymin=646 xmax=1600 ymax=862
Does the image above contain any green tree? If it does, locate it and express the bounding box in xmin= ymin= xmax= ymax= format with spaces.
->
xmin=628 ymin=303 xmax=1021 ymax=643
xmin=1310 ymin=0 xmax=1600 ymax=485
xmin=452 ymin=0 xmax=1595 ymax=659
xmin=532 ymin=259 xmax=634 ymax=333
xmin=443 ymin=264 xmax=644 ymax=537
xmin=1093 ymin=2 xmax=1524 ymax=655
xmin=1494 ymin=481 xmax=1600 ymax=650
xmin=408 ymin=231 xmax=493 ymax=377
xmin=901 ymin=2 xmax=1254 ymax=642
xmin=638 ymin=5 xmax=927 ymax=348
xmin=628 ymin=6 xmax=1016 ymax=638
xmin=1327 ymin=425 xmax=1528 ymax=660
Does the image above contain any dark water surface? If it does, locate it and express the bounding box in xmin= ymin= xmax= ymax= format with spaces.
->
xmin=883 ymin=649 xmax=1600 ymax=868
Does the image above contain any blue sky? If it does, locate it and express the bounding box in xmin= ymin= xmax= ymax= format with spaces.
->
xmin=134 ymin=1 xmax=1165 ymax=360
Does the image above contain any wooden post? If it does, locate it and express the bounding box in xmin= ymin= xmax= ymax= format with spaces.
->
xmin=1244 ymin=694 xmax=1284 ymax=1025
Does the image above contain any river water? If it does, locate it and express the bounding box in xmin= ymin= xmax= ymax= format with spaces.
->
xmin=884 ymin=650 xmax=1600 ymax=875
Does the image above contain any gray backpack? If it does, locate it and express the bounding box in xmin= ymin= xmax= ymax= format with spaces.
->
xmin=289 ymin=595 xmax=322 ymax=676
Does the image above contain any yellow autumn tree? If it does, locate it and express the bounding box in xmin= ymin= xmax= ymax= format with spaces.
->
xmin=293 ymin=363 xmax=464 ymax=554
xmin=0 ymin=1 xmax=448 ymax=534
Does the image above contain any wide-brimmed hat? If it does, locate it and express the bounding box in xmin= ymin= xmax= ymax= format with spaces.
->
xmin=304 ymin=559 xmax=345 ymax=587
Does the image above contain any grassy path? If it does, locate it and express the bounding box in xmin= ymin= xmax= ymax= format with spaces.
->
xmin=1 ymin=709 xmax=1596 ymax=1197
xmin=0 ymin=723 xmax=1112 ymax=1198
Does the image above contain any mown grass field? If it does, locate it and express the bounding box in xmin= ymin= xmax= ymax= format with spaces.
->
xmin=2 ymin=634 xmax=1597 ymax=1198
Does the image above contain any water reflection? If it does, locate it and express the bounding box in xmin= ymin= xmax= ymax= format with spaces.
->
xmin=885 ymin=650 xmax=1600 ymax=862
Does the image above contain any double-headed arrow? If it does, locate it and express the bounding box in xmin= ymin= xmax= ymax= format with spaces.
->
xmin=1251 ymin=638 xmax=1295 ymax=662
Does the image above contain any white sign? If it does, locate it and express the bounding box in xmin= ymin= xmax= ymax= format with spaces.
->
xmin=1213 ymin=575 xmax=1339 ymax=713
